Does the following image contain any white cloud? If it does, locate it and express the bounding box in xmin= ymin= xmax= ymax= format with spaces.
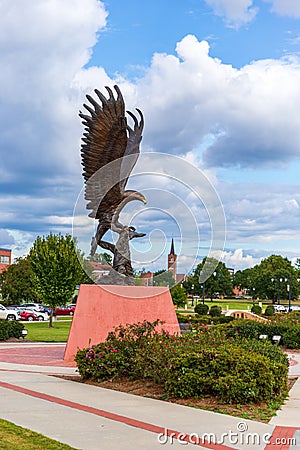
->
xmin=205 ymin=0 xmax=258 ymax=27
xmin=220 ymin=248 xmax=262 ymax=270
xmin=127 ymin=35 xmax=300 ymax=169
xmin=0 ymin=0 xmax=108 ymax=183
xmin=264 ymin=0 xmax=300 ymax=18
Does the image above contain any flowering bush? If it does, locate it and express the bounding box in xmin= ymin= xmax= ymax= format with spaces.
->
xmin=75 ymin=320 xmax=288 ymax=404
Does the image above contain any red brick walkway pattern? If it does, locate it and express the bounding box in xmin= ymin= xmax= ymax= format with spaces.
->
xmin=0 ymin=345 xmax=74 ymax=367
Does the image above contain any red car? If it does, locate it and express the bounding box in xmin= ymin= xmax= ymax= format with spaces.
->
xmin=54 ymin=305 xmax=76 ymax=316
xmin=19 ymin=310 xmax=38 ymax=321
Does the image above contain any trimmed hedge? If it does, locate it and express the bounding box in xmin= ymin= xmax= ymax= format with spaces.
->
xmin=0 ymin=320 xmax=24 ymax=340
xmin=223 ymin=319 xmax=300 ymax=349
xmin=264 ymin=305 xmax=275 ymax=316
xmin=194 ymin=303 xmax=209 ymax=315
xmin=75 ymin=320 xmax=288 ymax=404
xmin=177 ymin=314 xmax=234 ymax=325
xmin=209 ymin=305 xmax=222 ymax=317
xmin=251 ymin=304 xmax=262 ymax=315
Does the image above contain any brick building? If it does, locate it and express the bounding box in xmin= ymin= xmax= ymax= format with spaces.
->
xmin=0 ymin=248 xmax=12 ymax=273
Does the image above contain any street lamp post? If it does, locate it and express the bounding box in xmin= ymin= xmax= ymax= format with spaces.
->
xmin=201 ymin=283 xmax=205 ymax=304
xmin=287 ymin=282 xmax=291 ymax=312
xmin=252 ymin=287 xmax=256 ymax=304
xmin=286 ymin=278 xmax=300 ymax=312
xmin=271 ymin=277 xmax=283 ymax=304
xmin=191 ymin=284 xmax=194 ymax=307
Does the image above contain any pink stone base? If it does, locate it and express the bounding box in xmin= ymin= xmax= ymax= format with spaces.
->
xmin=64 ymin=284 xmax=180 ymax=362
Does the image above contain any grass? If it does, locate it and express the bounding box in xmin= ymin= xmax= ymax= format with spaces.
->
xmin=0 ymin=418 xmax=76 ymax=449
xmin=179 ymin=297 xmax=300 ymax=313
xmin=23 ymin=321 xmax=71 ymax=342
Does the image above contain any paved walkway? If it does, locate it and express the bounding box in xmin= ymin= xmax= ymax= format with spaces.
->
xmin=0 ymin=342 xmax=299 ymax=450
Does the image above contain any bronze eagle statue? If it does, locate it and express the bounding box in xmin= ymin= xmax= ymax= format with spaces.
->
xmin=79 ymin=85 xmax=146 ymax=284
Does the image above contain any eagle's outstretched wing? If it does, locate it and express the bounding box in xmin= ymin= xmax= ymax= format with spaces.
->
xmin=79 ymin=85 xmax=145 ymax=253
xmin=79 ymin=85 xmax=127 ymax=219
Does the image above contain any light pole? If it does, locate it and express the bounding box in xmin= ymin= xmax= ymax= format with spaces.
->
xmin=286 ymin=278 xmax=300 ymax=312
xmin=252 ymin=287 xmax=256 ymax=304
xmin=201 ymin=283 xmax=205 ymax=304
xmin=271 ymin=277 xmax=283 ymax=304
xmin=191 ymin=284 xmax=194 ymax=307
xmin=287 ymin=282 xmax=291 ymax=312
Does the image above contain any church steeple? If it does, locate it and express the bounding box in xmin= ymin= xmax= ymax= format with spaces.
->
xmin=170 ymin=238 xmax=175 ymax=256
xmin=168 ymin=238 xmax=177 ymax=280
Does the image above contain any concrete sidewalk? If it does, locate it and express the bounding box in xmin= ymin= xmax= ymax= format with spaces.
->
xmin=0 ymin=342 xmax=299 ymax=450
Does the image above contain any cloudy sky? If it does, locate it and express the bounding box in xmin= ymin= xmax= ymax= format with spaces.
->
xmin=2 ymin=0 xmax=300 ymax=274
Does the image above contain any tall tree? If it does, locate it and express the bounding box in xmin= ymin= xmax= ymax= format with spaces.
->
xmin=0 ymin=257 xmax=40 ymax=305
xmin=255 ymin=255 xmax=298 ymax=303
xmin=184 ymin=257 xmax=233 ymax=300
xmin=29 ymin=233 xmax=85 ymax=327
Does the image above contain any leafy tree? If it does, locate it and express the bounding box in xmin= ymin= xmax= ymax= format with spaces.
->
xmin=184 ymin=257 xmax=233 ymax=300
xmin=153 ymin=270 xmax=175 ymax=287
xmin=86 ymin=252 xmax=112 ymax=265
xmin=233 ymin=267 xmax=258 ymax=292
xmin=0 ymin=257 xmax=40 ymax=305
xmin=170 ymin=284 xmax=187 ymax=307
xmin=254 ymin=255 xmax=297 ymax=303
xmin=233 ymin=255 xmax=300 ymax=303
xmin=29 ymin=233 xmax=85 ymax=327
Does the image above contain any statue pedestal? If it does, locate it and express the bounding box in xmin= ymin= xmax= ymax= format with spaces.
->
xmin=64 ymin=284 xmax=180 ymax=362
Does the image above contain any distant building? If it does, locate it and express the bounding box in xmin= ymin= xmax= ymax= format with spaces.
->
xmin=87 ymin=261 xmax=111 ymax=280
xmin=140 ymin=271 xmax=153 ymax=286
xmin=0 ymin=248 xmax=11 ymax=273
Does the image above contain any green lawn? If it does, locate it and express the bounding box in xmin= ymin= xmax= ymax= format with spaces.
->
xmin=0 ymin=418 xmax=76 ymax=449
xmin=23 ymin=321 xmax=71 ymax=342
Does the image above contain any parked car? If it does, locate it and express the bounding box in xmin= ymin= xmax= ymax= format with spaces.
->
xmin=19 ymin=309 xmax=48 ymax=321
xmin=55 ymin=305 xmax=76 ymax=316
xmin=40 ymin=305 xmax=52 ymax=315
xmin=274 ymin=305 xmax=287 ymax=313
xmin=0 ymin=304 xmax=19 ymax=320
xmin=21 ymin=303 xmax=44 ymax=311
xmin=289 ymin=305 xmax=300 ymax=312
xmin=18 ymin=310 xmax=38 ymax=321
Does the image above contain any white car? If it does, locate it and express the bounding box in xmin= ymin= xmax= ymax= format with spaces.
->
xmin=0 ymin=304 xmax=19 ymax=320
xmin=288 ymin=305 xmax=300 ymax=312
xmin=274 ymin=305 xmax=287 ymax=313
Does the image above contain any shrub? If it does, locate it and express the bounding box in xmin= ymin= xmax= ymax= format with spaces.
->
xmin=0 ymin=320 xmax=24 ymax=340
xmin=282 ymin=328 xmax=300 ymax=349
xmin=251 ymin=304 xmax=262 ymax=315
xmin=264 ymin=305 xmax=275 ymax=316
xmin=194 ymin=304 xmax=209 ymax=315
xmin=165 ymin=345 xmax=281 ymax=403
xmin=75 ymin=320 xmax=288 ymax=405
xmin=209 ymin=305 xmax=222 ymax=317
xmin=223 ymin=319 xmax=300 ymax=349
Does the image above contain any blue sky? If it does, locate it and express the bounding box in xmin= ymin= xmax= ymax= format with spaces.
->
xmin=1 ymin=0 xmax=300 ymax=274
